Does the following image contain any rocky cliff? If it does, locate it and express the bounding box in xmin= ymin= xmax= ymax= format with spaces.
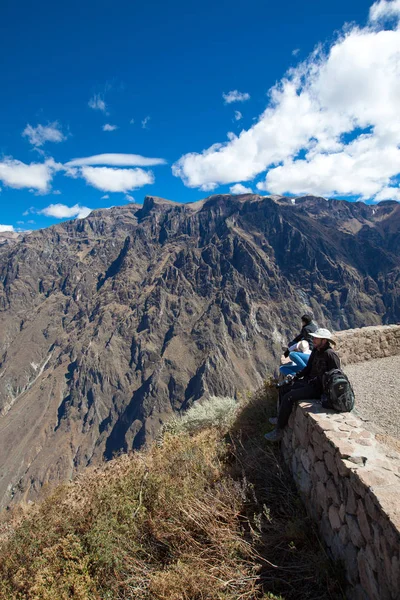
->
xmin=0 ymin=193 xmax=399 ymax=508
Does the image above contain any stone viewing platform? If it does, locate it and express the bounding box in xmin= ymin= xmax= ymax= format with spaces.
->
xmin=282 ymin=402 xmax=400 ymax=600
xmin=337 ymin=324 xmax=400 ymax=441
xmin=280 ymin=324 xmax=400 ymax=600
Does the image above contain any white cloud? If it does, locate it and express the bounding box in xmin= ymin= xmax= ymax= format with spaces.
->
xmin=130 ymin=118 xmax=135 ymax=125
xmin=40 ymin=203 xmax=92 ymax=219
xmin=234 ymin=111 xmax=243 ymax=121
xmin=79 ymin=166 xmax=154 ymax=192
xmin=22 ymin=122 xmax=66 ymax=147
xmin=0 ymin=225 xmax=15 ymax=232
xmin=292 ymin=48 xmax=300 ymax=56
xmin=0 ymin=157 xmax=62 ymax=193
xmin=174 ymin=9 xmax=400 ymax=201
xmin=258 ymin=137 xmax=400 ymax=197
xmin=88 ymin=94 xmax=107 ymax=112
xmin=101 ymin=194 xmax=110 ymax=199
xmin=66 ymin=153 xmax=166 ymax=167
xmin=222 ymin=90 xmax=250 ymax=104
xmin=230 ymin=183 xmax=253 ymax=194
xmin=142 ymin=116 xmax=150 ymax=129
xmin=369 ymin=0 xmax=400 ymax=22
xmin=102 ymin=123 xmax=118 ymax=131
xmin=125 ymin=194 xmax=135 ymax=202
xmin=373 ymin=186 xmax=400 ymax=201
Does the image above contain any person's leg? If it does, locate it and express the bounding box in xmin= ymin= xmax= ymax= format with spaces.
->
xmin=289 ymin=352 xmax=310 ymax=370
xmin=279 ymin=364 xmax=296 ymax=376
xmin=277 ymin=382 xmax=320 ymax=430
xmin=265 ymin=381 xmax=315 ymax=441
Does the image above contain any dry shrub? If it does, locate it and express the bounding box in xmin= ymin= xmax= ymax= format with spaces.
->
xmin=0 ymin=430 xmax=260 ymax=599
xmin=0 ymin=381 xmax=344 ymax=600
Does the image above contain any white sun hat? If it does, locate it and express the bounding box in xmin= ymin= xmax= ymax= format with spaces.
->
xmin=309 ymin=328 xmax=336 ymax=345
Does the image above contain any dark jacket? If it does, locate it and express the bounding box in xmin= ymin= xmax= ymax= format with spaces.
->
xmin=289 ymin=321 xmax=318 ymax=350
xmin=296 ymin=344 xmax=340 ymax=393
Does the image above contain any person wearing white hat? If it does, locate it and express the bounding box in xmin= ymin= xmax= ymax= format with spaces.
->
xmin=265 ymin=328 xmax=340 ymax=442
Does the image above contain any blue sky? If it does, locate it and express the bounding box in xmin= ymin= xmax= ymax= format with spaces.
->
xmin=1 ymin=0 xmax=400 ymax=232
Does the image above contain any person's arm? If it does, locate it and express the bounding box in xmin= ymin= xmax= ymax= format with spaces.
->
xmin=326 ymin=349 xmax=341 ymax=371
xmin=288 ymin=327 xmax=305 ymax=347
xmin=288 ymin=342 xmax=300 ymax=352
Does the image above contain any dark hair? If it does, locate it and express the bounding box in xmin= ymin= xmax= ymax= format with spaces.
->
xmin=301 ymin=313 xmax=313 ymax=324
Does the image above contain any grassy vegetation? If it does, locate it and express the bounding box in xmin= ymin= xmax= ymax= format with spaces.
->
xmin=0 ymin=382 xmax=344 ymax=599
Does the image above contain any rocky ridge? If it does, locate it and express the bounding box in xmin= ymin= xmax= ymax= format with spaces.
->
xmin=0 ymin=193 xmax=399 ymax=509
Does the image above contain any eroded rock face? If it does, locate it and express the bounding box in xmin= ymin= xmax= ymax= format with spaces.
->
xmin=0 ymin=194 xmax=399 ymax=508
xmin=0 ymin=231 xmax=24 ymax=248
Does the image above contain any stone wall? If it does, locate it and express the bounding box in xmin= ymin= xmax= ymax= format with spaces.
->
xmin=334 ymin=325 xmax=400 ymax=365
xmin=281 ymin=325 xmax=400 ymax=599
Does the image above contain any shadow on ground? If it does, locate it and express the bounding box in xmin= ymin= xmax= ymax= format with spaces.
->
xmin=227 ymin=381 xmax=346 ymax=600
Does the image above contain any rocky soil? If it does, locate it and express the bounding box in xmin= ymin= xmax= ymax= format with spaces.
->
xmin=345 ymin=355 xmax=400 ymax=441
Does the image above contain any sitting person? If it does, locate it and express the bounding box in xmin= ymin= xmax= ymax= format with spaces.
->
xmin=279 ymin=340 xmax=311 ymax=376
xmin=285 ymin=312 xmax=318 ymax=353
xmin=265 ymin=328 xmax=340 ymax=442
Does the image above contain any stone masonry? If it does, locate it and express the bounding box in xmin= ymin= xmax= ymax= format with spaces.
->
xmin=334 ymin=324 xmax=400 ymax=366
xmin=281 ymin=325 xmax=400 ymax=600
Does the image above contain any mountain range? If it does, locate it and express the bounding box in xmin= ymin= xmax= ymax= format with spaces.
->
xmin=0 ymin=193 xmax=399 ymax=509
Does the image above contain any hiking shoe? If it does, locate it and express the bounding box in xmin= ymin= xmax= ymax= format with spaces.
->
xmin=268 ymin=417 xmax=278 ymax=425
xmin=264 ymin=429 xmax=283 ymax=442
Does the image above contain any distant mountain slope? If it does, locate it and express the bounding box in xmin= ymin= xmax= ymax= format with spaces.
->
xmin=0 ymin=194 xmax=399 ymax=509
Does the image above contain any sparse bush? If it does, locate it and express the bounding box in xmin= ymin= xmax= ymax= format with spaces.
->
xmin=163 ymin=394 xmax=239 ymax=435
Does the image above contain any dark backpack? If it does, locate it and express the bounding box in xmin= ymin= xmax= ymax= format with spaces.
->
xmin=321 ymin=369 xmax=355 ymax=412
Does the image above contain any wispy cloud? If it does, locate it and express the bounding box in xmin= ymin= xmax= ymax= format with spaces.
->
xmin=0 ymin=157 xmax=62 ymax=193
xmin=174 ymin=4 xmax=400 ymax=201
xmin=22 ymin=122 xmax=67 ymax=147
xmin=230 ymin=183 xmax=253 ymax=194
xmin=292 ymin=48 xmax=300 ymax=56
xmin=79 ymin=166 xmax=154 ymax=192
xmin=222 ymin=90 xmax=250 ymax=104
xmin=130 ymin=118 xmax=135 ymax=125
xmin=369 ymin=0 xmax=400 ymax=21
xmin=88 ymin=94 xmax=107 ymax=112
xmin=102 ymin=123 xmax=118 ymax=131
xmin=234 ymin=111 xmax=243 ymax=121
xmin=66 ymin=153 xmax=166 ymax=167
xmin=101 ymin=194 xmax=110 ymax=199
xmin=125 ymin=194 xmax=135 ymax=202
xmin=141 ymin=116 xmax=150 ymax=129
xmin=39 ymin=203 xmax=92 ymax=219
